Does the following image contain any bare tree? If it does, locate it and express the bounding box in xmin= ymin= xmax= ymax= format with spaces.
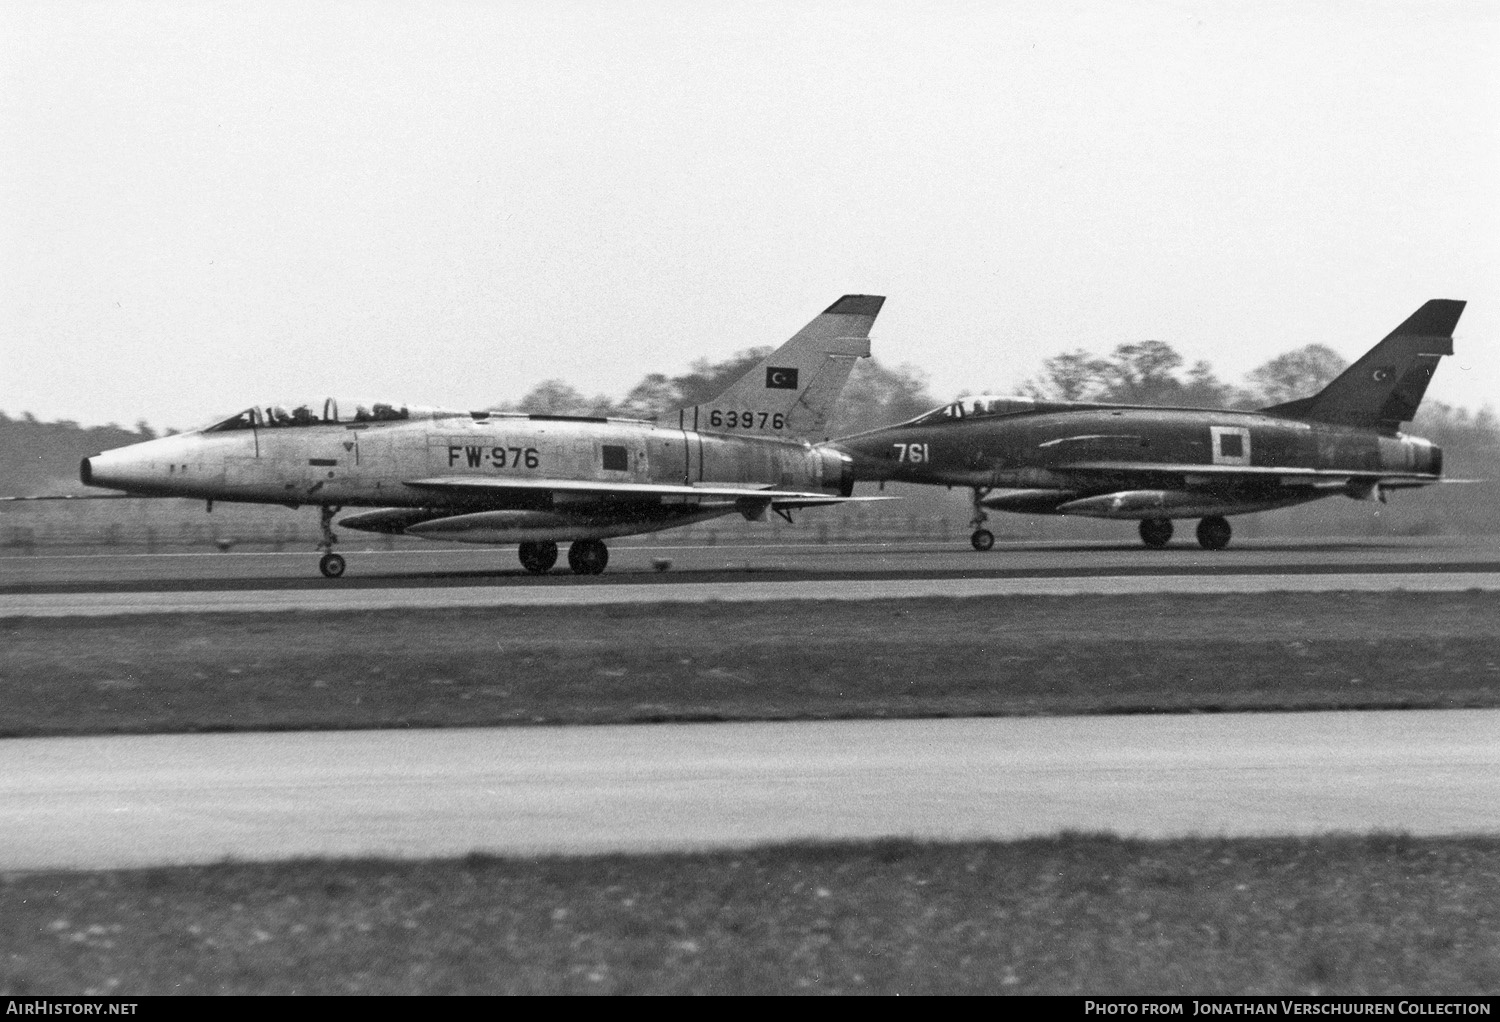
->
xmin=667 ymin=347 xmax=774 ymax=408
xmin=614 ymin=373 xmax=680 ymax=420
xmin=1245 ymin=345 xmax=1348 ymax=405
xmin=1024 ymin=349 xmax=1108 ymax=402
xmin=826 ymin=359 xmax=937 ymax=437
xmin=1096 ymin=341 xmax=1185 ymax=404
xmin=511 ymin=379 xmax=616 ymax=417
xmin=1412 ymin=401 xmax=1500 ymax=449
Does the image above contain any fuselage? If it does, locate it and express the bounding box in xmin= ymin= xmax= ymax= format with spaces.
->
xmin=82 ymin=404 xmax=853 ymax=513
xmin=829 ymin=397 xmax=1441 ymax=516
xmin=68 ymin=292 xmax=885 ymax=575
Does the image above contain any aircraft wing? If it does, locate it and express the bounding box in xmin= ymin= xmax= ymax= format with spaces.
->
xmin=0 ymin=493 xmax=137 ymax=501
xmin=402 ymin=476 xmax=890 ymax=506
xmin=1051 ymin=461 xmax=1441 ymax=486
xmin=1380 ymin=477 xmax=1486 ymax=490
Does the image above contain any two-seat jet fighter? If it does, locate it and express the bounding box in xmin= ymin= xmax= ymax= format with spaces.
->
xmin=828 ymin=299 xmax=1464 ymax=551
xmin=78 ymin=295 xmax=886 ymax=576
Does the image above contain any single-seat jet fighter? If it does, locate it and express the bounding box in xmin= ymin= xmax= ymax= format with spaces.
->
xmin=76 ymin=295 xmax=886 ymax=576
xmin=828 ymin=299 xmax=1464 ymax=551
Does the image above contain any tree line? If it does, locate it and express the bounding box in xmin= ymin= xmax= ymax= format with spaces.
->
xmin=498 ymin=340 xmax=1498 ymax=452
xmin=493 ymin=352 xmax=937 ymax=440
xmin=1019 ymin=340 xmax=1497 ymax=455
xmin=0 ymin=412 xmax=160 ymax=499
xmin=3 ymin=341 xmax=1495 ymax=497
xmin=497 ymin=342 xmax=1375 ymax=425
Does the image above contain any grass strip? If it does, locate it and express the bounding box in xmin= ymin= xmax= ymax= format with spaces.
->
xmin=3 ymin=834 xmax=1496 ymax=995
xmin=3 ymin=591 xmax=1499 ymax=737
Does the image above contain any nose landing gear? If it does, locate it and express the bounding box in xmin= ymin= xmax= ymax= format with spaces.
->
xmin=970 ymin=487 xmax=994 ymax=552
xmin=316 ymin=505 xmax=345 ymax=578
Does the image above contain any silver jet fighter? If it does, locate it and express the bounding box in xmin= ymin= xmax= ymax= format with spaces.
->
xmin=80 ymin=295 xmax=886 ymax=576
xmin=826 ymin=299 xmax=1462 ymax=551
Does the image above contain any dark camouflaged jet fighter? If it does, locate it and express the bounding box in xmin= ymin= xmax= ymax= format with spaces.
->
xmin=828 ymin=299 xmax=1464 ymax=551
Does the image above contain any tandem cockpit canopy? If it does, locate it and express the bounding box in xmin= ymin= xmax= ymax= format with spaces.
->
xmin=909 ymin=395 xmax=1065 ymax=426
xmin=201 ymin=399 xmax=419 ymax=432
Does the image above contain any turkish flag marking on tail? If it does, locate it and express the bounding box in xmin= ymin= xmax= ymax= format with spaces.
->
xmin=765 ymin=367 xmax=799 ymax=390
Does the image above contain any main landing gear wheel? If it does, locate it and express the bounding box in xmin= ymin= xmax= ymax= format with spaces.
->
xmin=1139 ymin=518 xmax=1173 ymax=549
xmin=518 ymin=541 xmax=559 ymax=575
xmin=318 ymin=552 xmax=346 ymax=578
xmin=1196 ymin=516 xmax=1232 ymax=551
xmin=567 ymin=539 xmax=609 ymax=575
xmin=971 ymin=529 xmax=995 ymax=552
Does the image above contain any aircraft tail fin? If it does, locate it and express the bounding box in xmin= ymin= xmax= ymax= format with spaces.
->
xmin=1260 ymin=299 xmax=1465 ymax=431
xmin=660 ymin=295 xmax=884 ymax=439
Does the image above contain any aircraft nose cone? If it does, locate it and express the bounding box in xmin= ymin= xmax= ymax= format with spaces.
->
xmin=80 ymin=446 xmax=146 ymax=491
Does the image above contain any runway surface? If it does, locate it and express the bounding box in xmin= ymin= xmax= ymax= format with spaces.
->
xmin=2 ymin=709 xmax=1494 ymax=871
xmin=5 ymin=536 xmax=1500 ymax=614
xmin=9 ymin=571 xmax=1500 ymax=615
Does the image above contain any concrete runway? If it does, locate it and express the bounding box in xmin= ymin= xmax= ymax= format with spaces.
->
xmin=2 ymin=709 xmax=1496 ymax=871
xmin=5 ymin=535 xmax=1500 ymax=615
xmin=9 ymin=571 xmax=1500 ymax=615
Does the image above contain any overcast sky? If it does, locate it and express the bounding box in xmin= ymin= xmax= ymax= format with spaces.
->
xmin=3 ymin=0 xmax=1496 ymax=431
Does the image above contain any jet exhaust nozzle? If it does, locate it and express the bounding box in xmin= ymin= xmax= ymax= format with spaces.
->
xmin=817 ymin=447 xmax=856 ymax=497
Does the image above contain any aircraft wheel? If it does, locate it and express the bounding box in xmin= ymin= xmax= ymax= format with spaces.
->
xmin=518 ymin=541 xmax=559 ymax=575
xmin=318 ymin=552 xmax=346 ymax=578
xmin=971 ymin=529 xmax=995 ymax=552
xmin=567 ymin=539 xmax=609 ymax=575
xmin=1196 ymin=516 xmax=1232 ymax=551
xmin=1139 ymin=518 xmax=1173 ymax=549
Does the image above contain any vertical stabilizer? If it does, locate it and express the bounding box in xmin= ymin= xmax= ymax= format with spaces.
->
xmin=1260 ymin=299 xmax=1464 ymax=430
xmin=662 ymin=295 xmax=884 ymax=438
